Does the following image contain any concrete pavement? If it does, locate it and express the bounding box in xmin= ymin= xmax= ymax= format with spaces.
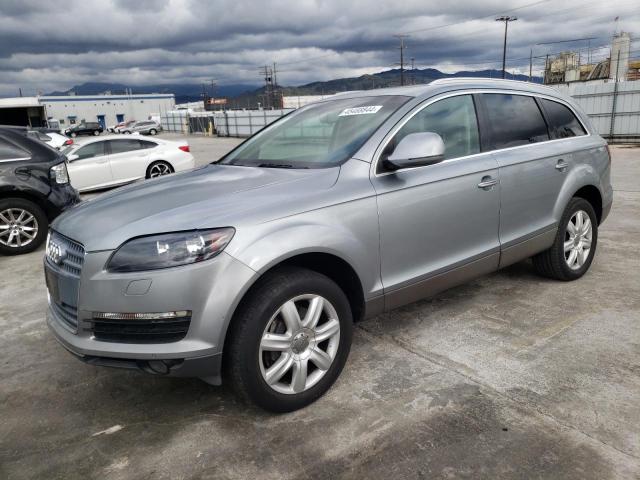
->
xmin=0 ymin=143 xmax=638 ymax=479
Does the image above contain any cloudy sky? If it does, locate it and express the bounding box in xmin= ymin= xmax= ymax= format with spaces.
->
xmin=0 ymin=0 xmax=638 ymax=97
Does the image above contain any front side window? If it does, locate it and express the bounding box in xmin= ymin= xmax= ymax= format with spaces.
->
xmin=75 ymin=142 xmax=106 ymax=160
xmin=108 ymin=139 xmax=143 ymax=154
xmin=540 ymin=99 xmax=586 ymax=139
xmin=482 ymin=94 xmax=549 ymax=149
xmin=220 ymin=95 xmax=410 ymax=168
xmin=383 ymin=95 xmax=480 ymax=163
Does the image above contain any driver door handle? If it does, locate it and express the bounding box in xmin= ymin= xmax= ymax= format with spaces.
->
xmin=555 ymin=159 xmax=569 ymax=171
xmin=478 ymin=176 xmax=498 ymax=190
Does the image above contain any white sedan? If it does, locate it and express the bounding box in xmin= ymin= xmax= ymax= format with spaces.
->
xmin=61 ymin=135 xmax=195 ymax=192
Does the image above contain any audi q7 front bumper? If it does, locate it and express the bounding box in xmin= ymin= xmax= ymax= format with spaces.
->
xmin=45 ymin=233 xmax=257 ymax=385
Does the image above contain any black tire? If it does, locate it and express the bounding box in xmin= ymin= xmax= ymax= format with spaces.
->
xmin=146 ymin=161 xmax=174 ymax=179
xmin=70 ymin=132 xmax=77 ymax=138
xmin=224 ymin=267 xmax=353 ymax=413
xmin=532 ymin=197 xmax=598 ymax=281
xmin=93 ymin=130 xmax=100 ymax=136
xmin=0 ymin=198 xmax=48 ymax=256
xmin=149 ymin=129 xmax=157 ymax=135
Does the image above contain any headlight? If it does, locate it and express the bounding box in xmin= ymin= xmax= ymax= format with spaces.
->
xmin=50 ymin=163 xmax=69 ymax=184
xmin=107 ymin=228 xmax=235 ymax=272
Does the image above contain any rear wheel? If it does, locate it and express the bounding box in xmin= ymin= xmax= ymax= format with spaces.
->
xmin=0 ymin=198 xmax=48 ymax=255
xmin=224 ymin=267 xmax=353 ymax=412
xmin=146 ymin=161 xmax=173 ymax=178
xmin=532 ymin=197 xmax=598 ymax=281
xmin=149 ymin=129 xmax=157 ymax=135
xmin=70 ymin=132 xmax=77 ymax=138
xmin=93 ymin=130 xmax=100 ymax=136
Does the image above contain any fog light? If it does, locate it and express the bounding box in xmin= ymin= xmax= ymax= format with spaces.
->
xmin=92 ymin=311 xmax=191 ymax=320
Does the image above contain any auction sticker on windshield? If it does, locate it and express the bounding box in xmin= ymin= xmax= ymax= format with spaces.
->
xmin=338 ymin=106 xmax=383 ymax=116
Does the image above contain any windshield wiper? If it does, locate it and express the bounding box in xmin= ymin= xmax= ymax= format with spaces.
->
xmin=258 ymin=163 xmax=296 ymax=168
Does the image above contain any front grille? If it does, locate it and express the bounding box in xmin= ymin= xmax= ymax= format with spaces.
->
xmin=87 ymin=316 xmax=192 ymax=344
xmin=47 ymin=231 xmax=85 ymax=278
xmin=45 ymin=231 xmax=84 ymax=333
xmin=50 ymin=300 xmax=79 ymax=331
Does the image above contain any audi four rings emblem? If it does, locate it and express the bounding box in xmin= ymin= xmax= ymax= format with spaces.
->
xmin=47 ymin=240 xmax=65 ymax=265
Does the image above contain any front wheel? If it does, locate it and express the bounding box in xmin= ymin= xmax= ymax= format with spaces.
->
xmin=0 ymin=198 xmax=48 ymax=255
xmin=532 ymin=197 xmax=598 ymax=281
xmin=93 ymin=130 xmax=100 ymax=136
xmin=224 ymin=267 xmax=353 ymax=412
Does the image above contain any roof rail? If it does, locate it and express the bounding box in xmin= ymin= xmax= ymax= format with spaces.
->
xmin=430 ymin=77 xmax=534 ymax=86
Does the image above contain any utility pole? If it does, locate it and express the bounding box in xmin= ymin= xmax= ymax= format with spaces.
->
xmin=495 ymin=16 xmax=517 ymax=79
xmin=411 ymin=57 xmax=415 ymax=85
xmin=529 ymin=48 xmax=533 ymax=82
xmin=210 ymin=79 xmax=217 ymax=109
xmin=393 ymin=34 xmax=409 ymax=86
xmin=259 ymin=66 xmax=273 ymax=108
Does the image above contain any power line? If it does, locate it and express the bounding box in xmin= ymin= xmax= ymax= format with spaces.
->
xmin=402 ymin=0 xmax=551 ymax=35
xmin=393 ymin=34 xmax=410 ymax=86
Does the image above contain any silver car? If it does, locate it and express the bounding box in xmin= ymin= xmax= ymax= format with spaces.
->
xmin=45 ymin=79 xmax=612 ymax=412
xmin=121 ymin=120 xmax=162 ymax=135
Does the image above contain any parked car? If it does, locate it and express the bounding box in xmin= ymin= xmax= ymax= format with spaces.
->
xmin=60 ymin=135 xmax=194 ymax=192
xmin=45 ymin=79 xmax=612 ymax=412
xmin=107 ymin=122 xmax=126 ymax=133
xmin=0 ymin=126 xmax=79 ymax=255
xmin=121 ymin=120 xmax=162 ymax=135
xmin=64 ymin=122 xmax=103 ymax=138
xmin=114 ymin=120 xmax=136 ymax=134
xmin=27 ymin=130 xmax=73 ymax=150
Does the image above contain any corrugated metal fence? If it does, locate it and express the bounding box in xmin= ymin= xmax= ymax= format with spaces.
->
xmin=213 ymin=109 xmax=293 ymax=137
xmin=552 ymin=81 xmax=640 ymax=143
xmin=161 ymin=111 xmax=215 ymax=134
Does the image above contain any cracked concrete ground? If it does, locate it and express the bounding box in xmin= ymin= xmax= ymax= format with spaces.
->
xmin=0 ymin=141 xmax=639 ymax=479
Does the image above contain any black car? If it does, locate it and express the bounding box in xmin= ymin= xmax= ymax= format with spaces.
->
xmin=0 ymin=127 xmax=80 ymax=255
xmin=64 ymin=122 xmax=103 ymax=138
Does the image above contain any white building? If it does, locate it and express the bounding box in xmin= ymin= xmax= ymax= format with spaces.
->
xmin=40 ymin=93 xmax=175 ymax=129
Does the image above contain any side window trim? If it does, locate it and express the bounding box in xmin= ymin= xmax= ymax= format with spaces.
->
xmin=373 ymin=89 xmax=590 ymax=176
xmin=533 ymin=96 xmax=553 ymax=140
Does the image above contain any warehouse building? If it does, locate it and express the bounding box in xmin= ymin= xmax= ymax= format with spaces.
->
xmin=0 ymin=93 xmax=175 ymax=130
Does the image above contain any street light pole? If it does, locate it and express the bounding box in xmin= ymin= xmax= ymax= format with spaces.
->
xmin=496 ymin=16 xmax=517 ymax=79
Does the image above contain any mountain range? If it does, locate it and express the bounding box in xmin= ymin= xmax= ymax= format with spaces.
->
xmin=47 ymin=68 xmax=542 ymax=106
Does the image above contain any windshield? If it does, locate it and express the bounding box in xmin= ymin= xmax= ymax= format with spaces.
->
xmin=219 ymin=95 xmax=410 ymax=168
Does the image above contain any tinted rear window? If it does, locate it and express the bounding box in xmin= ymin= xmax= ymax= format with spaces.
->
xmin=109 ymin=139 xmax=144 ymax=154
xmin=540 ymin=99 xmax=586 ymax=139
xmin=482 ymin=94 xmax=549 ymax=150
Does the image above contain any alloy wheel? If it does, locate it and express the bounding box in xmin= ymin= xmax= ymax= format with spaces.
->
xmin=149 ymin=163 xmax=172 ymax=177
xmin=0 ymin=208 xmax=39 ymax=248
xmin=564 ymin=210 xmax=592 ymax=270
xmin=259 ymin=294 xmax=341 ymax=395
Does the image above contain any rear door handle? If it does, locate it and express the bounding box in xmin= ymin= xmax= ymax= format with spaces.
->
xmin=555 ymin=159 xmax=569 ymax=171
xmin=478 ymin=176 xmax=498 ymax=190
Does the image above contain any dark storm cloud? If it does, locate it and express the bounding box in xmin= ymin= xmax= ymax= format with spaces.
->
xmin=0 ymin=0 xmax=637 ymax=96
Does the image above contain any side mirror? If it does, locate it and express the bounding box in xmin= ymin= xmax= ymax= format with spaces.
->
xmin=384 ymin=132 xmax=445 ymax=171
xmin=67 ymin=154 xmax=79 ymax=162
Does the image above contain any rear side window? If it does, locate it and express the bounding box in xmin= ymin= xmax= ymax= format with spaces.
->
xmin=0 ymin=137 xmax=30 ymax=161
xmin=75 ymin=141 xmax=106 ymax=160
xmin=109 ymin=139 xmax=144 ymax=154
xmin=138 ymin=140 xmax=156 ymax=149
xmin=540 ymin=99 xmax=586 ymax=139
xmin=482 ymin=94 xmax=549 ymax=150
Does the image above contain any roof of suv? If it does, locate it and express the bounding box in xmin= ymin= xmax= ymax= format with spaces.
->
xmin=332 ymin=78 xmax=566 ymax=101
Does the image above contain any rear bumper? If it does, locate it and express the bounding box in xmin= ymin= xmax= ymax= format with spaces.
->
xmin=46 ymin=183 xmax=80 ymax=219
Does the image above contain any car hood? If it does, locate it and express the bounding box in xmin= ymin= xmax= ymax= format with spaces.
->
xmin=52 ymin=164 xmax=340 ymax=252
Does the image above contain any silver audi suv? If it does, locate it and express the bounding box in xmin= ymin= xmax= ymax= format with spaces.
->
xmin=45 ymin=79 xmax=612 ymax=412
